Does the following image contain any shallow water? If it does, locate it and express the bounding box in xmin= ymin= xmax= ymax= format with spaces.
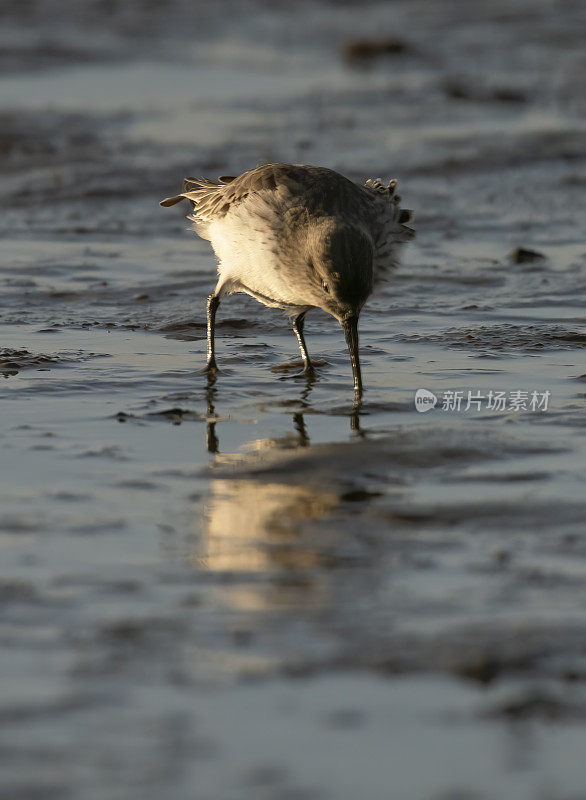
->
xmin=1 ymin=1 xmax=586 ymax=798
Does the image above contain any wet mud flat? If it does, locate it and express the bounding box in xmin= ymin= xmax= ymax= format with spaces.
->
xmin=1 ymin=0 xmax=586 ymax=798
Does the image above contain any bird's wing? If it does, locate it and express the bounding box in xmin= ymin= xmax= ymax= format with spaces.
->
xmin=160 ymin=165 xmax=415 ymax=253
xmin=160 ymin=164 xmax=323 ymax=240
xmin=160 ymin=163 xmax=356 ymax=219
xmin=160 ymin=166 xmax=284 ymax=210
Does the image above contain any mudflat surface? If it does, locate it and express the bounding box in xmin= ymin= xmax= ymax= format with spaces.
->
xmin=1 ymin=1 xmax=586 ymax=798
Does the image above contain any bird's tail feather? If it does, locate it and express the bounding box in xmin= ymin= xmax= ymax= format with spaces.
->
xmin=159 ymin=175 xmax=233 ymax=208
xmin=364 ymin=177 xmax=415 ymax=241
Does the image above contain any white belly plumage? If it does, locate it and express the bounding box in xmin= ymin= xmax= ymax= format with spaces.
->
xmin=207 ymin=213 xmax=308 ymax=310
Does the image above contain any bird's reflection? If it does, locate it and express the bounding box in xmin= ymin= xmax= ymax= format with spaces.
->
xmin=292 ymin=412 xmax=309 ymax=447
xmin=204 ymin=369 xmax=363 ymax=455
xmin=196 ymin=374 xmax=366 ymax=597
xmin=205 ymin=372 xmax=219 ymax=454
xmin=196 ymin=478 xmax=338 ymax=575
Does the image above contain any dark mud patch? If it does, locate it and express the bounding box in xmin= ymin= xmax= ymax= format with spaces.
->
xmin=342 ymin=37 xmax=411 ymax=62
xmin=0 ymin=109 xmax=205 ymax=236
xmin=443 ymin=79 xmax=528 ymax=105
xmin=0 ymin=110 xmax=105 ymax=162
xmin=481 ymin=689 xmax=586 ymax=722
xmin=0 ymin=349 xmax=60 ymax=376
xmin=159 ymin=317 xmax=260 ymax=341
xmin=0 ymin=348 xmax=99 ymax=377
xmin=380 ymin=498 xmax=586 ymax=532
xmin=75 ymin=445 xmax=128 ymax=461
xmin=115 ymin=479 xmax=164 ymax=491
xmin=146 ymin=407 xmax=203 ymax=424
xmin=326 ymin=400 xmax=412 ymax=416
xmin=0 ymin=41 xmax=108 ymax=74
xmin=453 ymin=470 xmax=551 ymax=484
xmin=116 ymin=407 xmax=203 ymax=425
xmin=351 ymin=623 xmax=586 ymax=685
xmin=272 ymin=358 xmax=328 ymax=374
xmin=0 ymin=579 xmax=40 ymax=605
xmin=75 ymin=616 xmax=188 ymax=678
xmin=0 ymin=515 xmax=43 ymax=534
xmin=400 ymin=324 xmax=586 ymax=354
xmin=157 ymin=319 xmax=205 ymax=340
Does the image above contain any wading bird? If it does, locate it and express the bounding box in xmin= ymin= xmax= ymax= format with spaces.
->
xmin=161 ymin=163 xmax=413 ymax=398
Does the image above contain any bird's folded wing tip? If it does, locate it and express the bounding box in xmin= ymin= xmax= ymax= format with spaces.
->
xmin=160 ymin=195 xmax=185 ymax=207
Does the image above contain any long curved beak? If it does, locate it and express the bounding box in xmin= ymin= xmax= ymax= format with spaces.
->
xmin=342 ymin=315 xmax=363 ymax=399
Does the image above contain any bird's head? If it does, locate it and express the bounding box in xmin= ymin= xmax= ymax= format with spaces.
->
xmin=305 ymin=221 xmax=374 ymax=398
xmin=305 ymin=221 xmax=374 ymax=322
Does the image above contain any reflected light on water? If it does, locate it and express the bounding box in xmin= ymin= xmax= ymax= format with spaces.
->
xmin=196 ymin=477 xmax=338 ymax=573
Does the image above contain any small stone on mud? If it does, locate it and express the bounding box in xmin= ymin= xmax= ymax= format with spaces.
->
xmin=509 ymin=247 xmax=546 ymax=263
xmin=343 ymin=38 xmax=409 ymax=61
xmin=453 ymin=655 xmax=503 ymax=685
xmin=484 ymin=689 xmax=581 ymax=721
xmin=444 ymin=80 xmax=527 ymax=104
xmin=340 ymin=488 xmax=382 ymax=502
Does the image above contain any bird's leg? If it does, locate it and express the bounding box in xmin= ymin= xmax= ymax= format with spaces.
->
xmin=293 ymin=311 xmax=314 ymax=376
xmin=205 ymin=380 xmax=219 ymax=454
xmin=342 ymin=315 xmax=363 ymax=400
xmin=206 ymin=294 xmax=220 ymax=372
xmin=293 ymin=412 xmax=310 ymax=447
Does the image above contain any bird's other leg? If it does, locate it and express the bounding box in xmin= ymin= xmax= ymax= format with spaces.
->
xmin=206 ymin=294 xmax=220 ymax=372
xmin=293 ymin=311 xmax=315 ymax=376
